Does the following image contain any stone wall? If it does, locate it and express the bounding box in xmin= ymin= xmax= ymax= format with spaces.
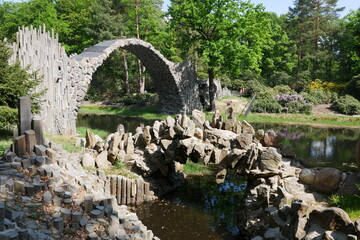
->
xmin=10 ymin=26 xmax=201 ymax=135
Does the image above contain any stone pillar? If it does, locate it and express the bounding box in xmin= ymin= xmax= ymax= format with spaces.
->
xmin=14 ymin=135 xmax=26 ymax=157
xmin=110 ymin=176 xmax=117 ymax=196
xmin=24 ymin=130 xmax=36 ymax=155
xmin=84 ymin=195 xmax=93 ymax=213
xmin=121 ymin=178 xmax=126 ymax=205
xmin=32 ymin=117 xmax=44 ymax=145
xmin=136 ymin=179 xmax=144 ymax=205
xmin=126 ymin=180 xmax=131 ymax=205
xmin=0 ymin=204 xmax=4 ymax=231
xmin=18 ymin=96 xmax=32 ymax=136
xmin=117 ymin=176 xmax=122 ymax=205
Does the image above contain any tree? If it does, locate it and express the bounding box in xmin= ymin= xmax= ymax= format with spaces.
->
xmin=0 ymin=40 xmax=44 ymax=127
xmin=168 ymin=0 xmax=272 ymax=111
xmin=0 ymin=0 xmax=66 ymax=41
xmin=122 ymin=0 xmax=165 ymax=93
xmin=286 ymin=0 xmax=344 ymax=87
xmin=338 ymin=9 xmax=360 ymax=81
xmin=55 ymin=0 xmax=96 ymax=54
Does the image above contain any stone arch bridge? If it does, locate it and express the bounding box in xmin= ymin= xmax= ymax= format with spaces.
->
xmin=10 ymin=26 xmax=201 ymax=135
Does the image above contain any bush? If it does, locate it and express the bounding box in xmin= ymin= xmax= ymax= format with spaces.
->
xmin=0 ymin=106 xmax=17 ymax=128
xmin=332 ymin=95 xmax=360 ymax=115
xmin=344 ymin=74 xmax=360 ymax=101
xmin=284 ymin=101 xmax=312 ymax=114
xmin=302 ymin=89 xmax=338 ymax=105
xmin=252 ymin=99 xmax=283 ymax=113
xmin=117 ymin=93 xmax=157 ymax=106
xmin=273 ymin=85 xmax=296 ymax=95
xmin=276 ymin=94 xmax=312 ymax=114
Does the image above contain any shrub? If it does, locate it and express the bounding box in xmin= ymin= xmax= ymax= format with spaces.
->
xmin=117 ymin=93 xmax=156 ymax=106
xmin=273 ymin=85 xmax=296 ymax=95
xmin=0 ymin=106 xmax=17 ymax=128
xmin=284 ymin=101 xmax=312 ymax=114
xmin=302 ymin=89 xmax=338 ymax=105
xmin=332 ymin=95 xmax=360 ymax=115
xmin=344 ymin=74 xmax=360 ymax=101
xmin=252 ymin=99 xmax=283 ymax=113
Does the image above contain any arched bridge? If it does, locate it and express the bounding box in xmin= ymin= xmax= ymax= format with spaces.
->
xmin=10 ymin=26 xmax=201 ymax=135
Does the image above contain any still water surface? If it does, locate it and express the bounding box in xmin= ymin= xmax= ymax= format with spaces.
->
xmin=77 ymin=114 xmax=360 ymax=239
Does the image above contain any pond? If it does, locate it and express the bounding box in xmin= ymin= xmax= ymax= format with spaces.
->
xmin=77 ymin=114 xmax=360 ymax=171
xmin=251 ymin=123 xmax=360 ymax=172
xmin=133 ymin=172 xmax=246 ymax=240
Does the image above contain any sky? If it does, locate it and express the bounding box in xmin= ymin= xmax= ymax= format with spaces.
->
xmin=162 ymin=0 xmax=359 ymax=17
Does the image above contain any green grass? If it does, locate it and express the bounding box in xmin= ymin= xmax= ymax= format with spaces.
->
xmin=104 ymin=161 xmax=139 ymax=179
xmin=183 ymin=160 xmax=212 ymax=175
xmin=238 ymin=113 xmax=360 ymax=128
xmin=328 ymin=193 xmax=360 ymax=220
xmin=45 ymin=133 xmax=82 ymax=153
xmin=0 ymin=129 xmax=12 ymax=155
xmin=76 ymin=127 xmax=110 ymax=140
xmin=79 ymin=105 xmax=167 ymax=120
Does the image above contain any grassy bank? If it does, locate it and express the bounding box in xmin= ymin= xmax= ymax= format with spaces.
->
xmin=79 ymin=105 xmax=166 ymax=120
xmin=79 ymin=104 xmax=360 ymax=128
xmin=329 ymin=193 xmax=360 ymax=220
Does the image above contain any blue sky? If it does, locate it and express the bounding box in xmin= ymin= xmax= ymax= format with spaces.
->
xmin=162 ymin=0 xmax=359 ymax=17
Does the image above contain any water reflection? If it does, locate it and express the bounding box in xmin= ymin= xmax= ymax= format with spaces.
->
xmin=134 ymin=172 xmax=245 ymax=240
xmin=252 ymin=123 xmax=360 ymax=171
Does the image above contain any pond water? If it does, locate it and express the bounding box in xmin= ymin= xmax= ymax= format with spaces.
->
xmin=133 ymin=173 xmax=246 ymax=240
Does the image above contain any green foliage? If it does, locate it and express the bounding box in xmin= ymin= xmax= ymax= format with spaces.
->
xmin=302 ymin=89 xmax=338 ymax=105
xmin=273 ymin=85 xmax=296 ymax=95
xmin=183 ymin=161 xmax=211 ymax=175
xmin=0 ymin=40 xmax=44 ymax=128
xmin=252 ymin=99 xmax=282 ymax=113
xmin=285 ymin=101 xmax=312 ymax=114
xmin=0 ymin=129 xmax=12 ymax=155
xmin=0 ymin=106 xmax=17 ymax=128
xmin=116 ymin=93 xmax=157 ymax=106
xmin=332 ymin=95 xmax=360 ymax=115
xmin=344 ymin=74 xmax=360 ymax=101
xmin=329 ymin=193 xmax=360 ymax=220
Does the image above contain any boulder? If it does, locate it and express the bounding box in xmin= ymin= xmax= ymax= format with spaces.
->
xmin=224 ymin=106 xmax=237 ymax=130
xmin=255 ymin=129 xmax=265 ymax=141
xmin=299 ymin=168 xmax=317 ymax=185
xmin=194 ymin=128 xmax=203 ymax=140
xmin=309 ymin=207 xmax=355 ymax=234
xmin=116 ymin=124 xmax=125 ymax=135
xmin=183 ymin=120 xmax=196 ymax=137
xmin=236 ymin=133 xmax=253 ymax=149
xmin=152 ymin=121 xmax=163 ymax=139
xmin=143 ymin=126 xmax=152 ymax=146
xmin=192 ymin=109 xmax=205 ymax=128
xmin=85 ymin=129 xmax=97 ymax=149
xmin=165 ymin=116 xmax=175 ymax=128
xmin=242 ymin=120 xmax=255 ymax=135
xmin=95 ymin=151 xmax=111 ymax=169
xmin=338 ymin=173 xmax=360 ymax=195
xmin=259 ymin=147 xmax=282 ymax=172
xmin=180 ymin=114 xmax=190 ymax=129
xmin=204 ymin=128 xmax=237 ymax=146
xmin=211 ymin=109 xmax=222 ymax=128
xmin=313 ymin=168 xmax=342 ymax=194
xmin=82 ymin=153 xmax=95 ymax=168
xmin=263 ymin=129 xmax=278 ymax=147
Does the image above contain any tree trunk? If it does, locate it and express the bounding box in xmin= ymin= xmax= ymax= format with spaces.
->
xmin=208 ymin=67 xmax=216 ymax=112
xmin=135 ymin=0 xmax=145 ymax=93
xmin=122 ymin=51 xmax=130 ymax=94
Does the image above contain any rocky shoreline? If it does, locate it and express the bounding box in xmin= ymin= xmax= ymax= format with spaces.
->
xmin=1 ymin=105 xmax=360 ymax=239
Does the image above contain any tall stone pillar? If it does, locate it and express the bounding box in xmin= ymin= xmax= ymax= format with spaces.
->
xmin=32 ymin=116 xmax=44 ymax=145
xmin=18 ymin=96 xmax=32 ymax=136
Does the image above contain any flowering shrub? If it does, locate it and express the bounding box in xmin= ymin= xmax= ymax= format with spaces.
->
xmin=308 ymin=79 xmax=345 ymax=93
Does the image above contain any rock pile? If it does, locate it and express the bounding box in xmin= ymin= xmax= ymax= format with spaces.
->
xmin=83 ymin=106 xmax=360 ymax=240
